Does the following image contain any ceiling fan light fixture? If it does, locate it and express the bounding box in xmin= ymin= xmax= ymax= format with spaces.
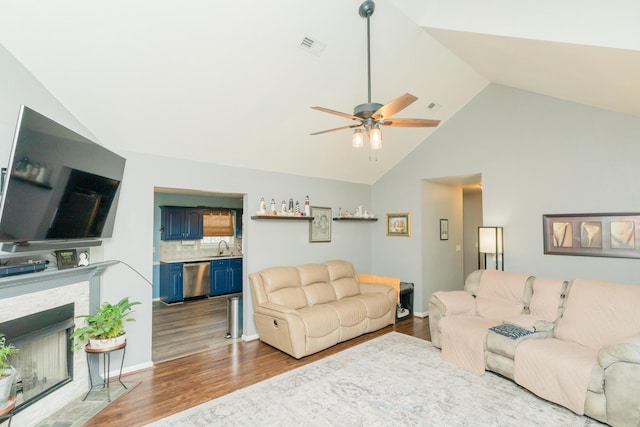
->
xmin=369 ymin=125 xmax=382 ymax=150
xmin=352 ymin=128 xmax=364 ymax=148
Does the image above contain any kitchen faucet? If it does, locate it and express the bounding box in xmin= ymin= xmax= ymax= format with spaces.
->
xmin=218 ymin=240 xmax=230 ymax=255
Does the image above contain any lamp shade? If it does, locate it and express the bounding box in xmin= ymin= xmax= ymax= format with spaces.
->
xmin=369 ymin=125 xmax=382 ymax=150
xmin=352 ymin=128 xmax=364 ymax=148
xmin=479 ymin=227 xmax=503 ymax=254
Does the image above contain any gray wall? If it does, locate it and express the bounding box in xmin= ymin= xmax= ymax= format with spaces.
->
xmin=372 ymin=84 xmax=640 ymax=313
xmin=0 ymin=43 xmax=374 ymax=371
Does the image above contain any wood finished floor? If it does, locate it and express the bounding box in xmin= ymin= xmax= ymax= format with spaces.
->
xmin=86 ymin=299 xmax=430 ymax=427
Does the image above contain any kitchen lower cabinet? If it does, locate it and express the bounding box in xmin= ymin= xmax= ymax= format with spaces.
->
xmin=160 ymin=262 xmax=184 ymax=303
xmin=210 ymin=258 xmax=242 ymax=296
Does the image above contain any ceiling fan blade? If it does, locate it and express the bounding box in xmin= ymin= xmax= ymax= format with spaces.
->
xmin=372 ymin=93 xmax=418 ymax=120
xmin=310 ymin=124 xmax=362 ymax=136
xmin=311 ymin=106 xmax=362 ymax=121
xmin=380 ymin=118 xmax=441 ymax=128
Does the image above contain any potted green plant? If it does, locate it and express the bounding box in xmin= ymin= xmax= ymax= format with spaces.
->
xmin=0 ymin=334 xmax=18 ymax=409
xmin=70 ymin=297 xmax=141 ymax=351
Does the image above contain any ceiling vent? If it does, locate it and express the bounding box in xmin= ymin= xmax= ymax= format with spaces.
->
xmin=427 ymin=102 xmax=441 ymax=111
xmin=299 ymin=35 xmax=326 ymax=57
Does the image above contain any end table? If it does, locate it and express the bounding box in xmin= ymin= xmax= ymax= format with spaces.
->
xmin=83 ymin=340 xmax=127 ymax=402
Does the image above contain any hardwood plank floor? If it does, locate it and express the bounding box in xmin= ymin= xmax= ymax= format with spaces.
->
xmin=86 ymin=313 xmax=430 ymax=426
xmin=152 ymin=296 xmax=233 ymax=363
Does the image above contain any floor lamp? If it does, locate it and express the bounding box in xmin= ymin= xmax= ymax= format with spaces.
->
xmin=478 ymin=226 xmax=504 ymax=270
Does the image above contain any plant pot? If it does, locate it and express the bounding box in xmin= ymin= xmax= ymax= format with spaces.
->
xmin=89 ymin=333 xmax=126 ymax=350
xmin=0 ymin=366 xmax=16 ymax=409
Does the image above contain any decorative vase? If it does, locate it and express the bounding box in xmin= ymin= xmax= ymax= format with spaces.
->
xmin=89 ymin=333 xmax=126 ymax=350
xmin=0 ymin=366 xmax=16 ymax=409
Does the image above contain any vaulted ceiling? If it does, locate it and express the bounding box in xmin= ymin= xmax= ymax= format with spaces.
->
xmin=1 ymin=1 xmax=638 ymax=184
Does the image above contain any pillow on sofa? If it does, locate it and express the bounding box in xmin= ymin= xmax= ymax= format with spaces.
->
xmin=475 ymin=270 xmax=531 ymax=321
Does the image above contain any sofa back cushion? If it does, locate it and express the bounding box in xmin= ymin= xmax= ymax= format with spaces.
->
xmin=325 ymin=260 xmax=360 ymax=299
xmin=297 ymin=264 xmax=337 ymax=306
xmin=259 ymin=266 xmax=307 ymax=309
xmin=528 ymin=277 xmax=567 ymax=322
xmin=556 ymin=278 xmax=640 ymax=349
xmin=475 ymin=270 xmax=532 ymax=321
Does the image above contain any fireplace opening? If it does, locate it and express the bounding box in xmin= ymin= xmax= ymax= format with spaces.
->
xmin=0 ymin=303 xmax=74 ymax=414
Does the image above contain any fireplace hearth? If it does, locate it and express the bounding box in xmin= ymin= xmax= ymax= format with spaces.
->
xmin=0 ymin=303 xmax=75 ymax=414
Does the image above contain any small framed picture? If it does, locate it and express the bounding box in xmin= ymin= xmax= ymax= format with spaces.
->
xmin=310 ymin=206 xmax=331 ymax=242
xmin=386 ymin=213 xmax=411 ymax=237
xmin=440 ymin=219 xmax=449 ymax=240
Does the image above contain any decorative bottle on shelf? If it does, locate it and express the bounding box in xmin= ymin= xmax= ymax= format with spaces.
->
xmin=288 ymin=198 xmax=294 ymax=215
xmin=295 ymin=200 xmax=300 ymax=215
xmin=304 ymin=195 xmax=311 ymax=217
xmin=280 ymin=200 xmax=287 ymax=215
xmin=258 ymin=197 xmax=267 ymax=215
xmin=269 ymin=199 xmax=277 ymax=215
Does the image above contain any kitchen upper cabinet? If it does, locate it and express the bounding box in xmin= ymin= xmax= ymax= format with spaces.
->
xmin=160 ymin=206 xmax=203 ymax=240
xmin=210 ymin=258 xmax=242 ymax=296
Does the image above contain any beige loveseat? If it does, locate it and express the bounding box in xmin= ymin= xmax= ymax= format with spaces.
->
xmin=429 ymin=269 xmax=640 ymax=427
xmin=249 ymin=260 xmax=397 ymax=359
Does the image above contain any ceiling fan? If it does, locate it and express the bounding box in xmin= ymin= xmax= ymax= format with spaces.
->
xmin=310 ymin=0 xmax=440 ymax=150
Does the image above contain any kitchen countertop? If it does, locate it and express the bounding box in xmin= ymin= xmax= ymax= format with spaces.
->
xmin=160 ymin=255 xmax=243 ymax=263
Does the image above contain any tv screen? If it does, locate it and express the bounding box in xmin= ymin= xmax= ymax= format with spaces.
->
xmin=0 ymin=105 xmax=126 ymax=246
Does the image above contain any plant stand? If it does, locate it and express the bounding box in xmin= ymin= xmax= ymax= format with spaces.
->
xmin=0 ymin=397 xmax=15 ymax=427
xmin=83 ymin=340 xmax=127 ymax=402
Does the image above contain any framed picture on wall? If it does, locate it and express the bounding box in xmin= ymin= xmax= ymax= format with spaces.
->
xmin=386 ymin=213 xmax=411 ymax=237
xmin=440 ymin=219 xmax=449 ymax=240
xmin=543 ymin=213 xmax=640 ymax=258
xmin=309 ymin=206 xmax=331 ymax=242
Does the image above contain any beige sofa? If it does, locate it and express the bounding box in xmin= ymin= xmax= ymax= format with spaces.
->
xmin=249 ymin=260 xmax=397 ymax=359
xmin=429 ymin=269 xmax=640 ymax=427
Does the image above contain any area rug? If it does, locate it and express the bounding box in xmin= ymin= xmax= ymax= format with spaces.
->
xmin=146 ymin=332 xmax=603 ymax=426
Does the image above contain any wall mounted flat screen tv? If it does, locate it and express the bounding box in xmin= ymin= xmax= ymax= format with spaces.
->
xmin=0 ymin=105 xmax=126 ymax=251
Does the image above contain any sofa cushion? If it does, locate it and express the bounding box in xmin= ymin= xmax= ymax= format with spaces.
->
xmin=515 ymin=337 xmax=597 ymax=415
xmin=297 ymin=264 xmax=337 ymax=306
xmin=556 ymin=278 xmax=640 ymax=350
xmin=440 ymin=315 xmax=502 ymax=375
xmin=325 ymin=260 xmax=360 ymax=299
xmin=529 ymin=277 xmax=567 ymax=322
xmin=260 ymin=267 xmax=307 ymax=309
xmin=475 ymin=270 xmax=531 ymax=321
xmin=297 ymin=305 xmax=340 ymax=338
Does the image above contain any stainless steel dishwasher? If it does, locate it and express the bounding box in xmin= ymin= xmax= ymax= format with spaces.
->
xmin=182 ymin=261 xmax=210 ymax=299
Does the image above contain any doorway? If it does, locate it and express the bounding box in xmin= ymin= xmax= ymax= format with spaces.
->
xmin=421 ymin=174 xmax=482 ymax=305
xmin=152 ymin=188 xmax=244 ymax=362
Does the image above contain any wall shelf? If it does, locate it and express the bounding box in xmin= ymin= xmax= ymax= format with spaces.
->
xmin=333 ymin=217 xmax=378 ymax=222
xmin=11 ymin=174 xmax=52 ymax=190
xmin=251 ymin=215 xmax=313 ymax=221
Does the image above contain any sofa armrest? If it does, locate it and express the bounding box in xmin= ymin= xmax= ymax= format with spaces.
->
xmin=254 ymin=301 xmax=301 ymax=317
xmin=431 ymin=291 xmax=476 ymax=316
xmin=599 ymin=334 xmax=640 ymax=368
xmin=597 ymin=335 xmax=640 ymax=427
xmin=359 ymin=281 xmax=396 ymax=295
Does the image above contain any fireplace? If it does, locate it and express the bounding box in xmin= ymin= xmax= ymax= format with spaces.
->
xmin=0 ymin=303 xmax=75 ymax=414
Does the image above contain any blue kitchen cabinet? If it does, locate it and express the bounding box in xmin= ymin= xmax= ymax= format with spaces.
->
xmin=229 ymin=258 xmax=242 ymax=293
xmin=160 ymin=262 xmax=184 ymax=303
xmin=160 ymin=206 xmax=203 ymax=240
xmin=210 ymin=258 xmax=243 ymax=296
